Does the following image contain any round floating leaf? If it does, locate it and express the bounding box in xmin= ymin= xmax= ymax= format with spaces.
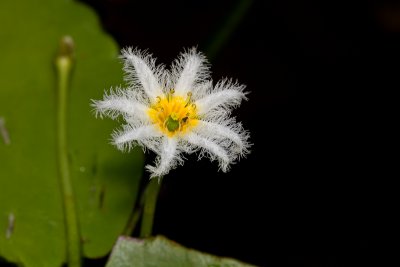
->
xmin=106 ymin=236 xmax=257 ymax=267
xmin=0 ymin=0 xmax=144 ymax=266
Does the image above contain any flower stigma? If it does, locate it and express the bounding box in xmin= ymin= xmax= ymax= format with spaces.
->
xmin=148 ymin=91 xmax=198 ymax=137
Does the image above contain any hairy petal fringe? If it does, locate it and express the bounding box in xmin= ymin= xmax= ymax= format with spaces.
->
xmin=183 ymin=132 xmax=231 ymax=172
xmin=171 ymin=48 xmax=210 ymax=97
xmin=92 ymin=95 xmax=149 ymax=123
xmin=195 ymin=120 xmax=250 ymax=158
xmin=112 ymin=125 xmax=162 ymax=151
xmin=195 ymin=79 xmax=247 ymax=115
xmin=121 ymin=47 xmax=164 ymax=102
xmin=146 ymin=137 xmax=183 ymax=178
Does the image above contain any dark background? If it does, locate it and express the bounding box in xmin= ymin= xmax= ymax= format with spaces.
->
xmin=78 ymin=0 xmax=391 ymax=266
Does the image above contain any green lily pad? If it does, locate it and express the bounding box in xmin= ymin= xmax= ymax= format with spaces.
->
xmin=0 ymin=0 xmax=143 ymax=266
xmin=106 ymin=236 xmax=257 ymax=267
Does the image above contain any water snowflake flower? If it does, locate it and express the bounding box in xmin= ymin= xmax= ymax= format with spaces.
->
xmin=93 ymin=48 xmax=250 ymax=178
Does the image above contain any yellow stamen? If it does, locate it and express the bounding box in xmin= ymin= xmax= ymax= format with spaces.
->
xmin=185 ymin=92 xmax=192 ymax=107
xmin=148 ymin=93 xmax=198 ymax=137
xmin=167 ymin=89 xmax=175 ymax=102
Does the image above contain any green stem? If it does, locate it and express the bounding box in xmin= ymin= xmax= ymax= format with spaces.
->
xmin=55 ymin=37 xmax=81 ymax=267
xmin=140 ymin=177 xmax=162 ymax=238
xmin=205 ymin=0 xmax=253 ymax=60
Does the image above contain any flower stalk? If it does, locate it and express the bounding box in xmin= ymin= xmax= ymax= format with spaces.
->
xmin=55 ymin=36 xmax=81 ymax=267
xmin=140 ymin=177 xmax=163 ymax=238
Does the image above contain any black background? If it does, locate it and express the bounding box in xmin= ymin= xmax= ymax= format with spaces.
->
xmin=76 ymin=0 xmax=391 ymax=266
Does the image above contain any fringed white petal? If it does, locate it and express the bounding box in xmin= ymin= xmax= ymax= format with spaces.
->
xmin=195 ymin=120 xmax=247 ymax=151
xmin=183 ymin=132 xmax=230 ymax=172
xmin=92 ymin=96 xmax=149 ymax=122
xmin=112 ymin=125 xmax=162 ymax=151
xmin=121 ymin=48 xmax=164 ymax=102
xmin=190 ymin=80 xmax=213 ymax=101
xmin=146 ymin=137 xmax=182 ymax=178
xmin=195 ymin=79 xmax=247 ymax=115
xmin=171 ymin=48 xmax=210 ymax=97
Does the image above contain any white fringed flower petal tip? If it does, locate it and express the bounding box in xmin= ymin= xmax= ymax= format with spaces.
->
xmin=92 ymin=47 xmax=251 ymax=178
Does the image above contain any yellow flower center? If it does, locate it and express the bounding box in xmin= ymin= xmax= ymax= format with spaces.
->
xmin=147 ymin=91 xmax=198 ymax=137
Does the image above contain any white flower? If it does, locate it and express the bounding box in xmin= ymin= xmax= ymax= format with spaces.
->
xmin=92 ymin=48 xmax=250 ymax=178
